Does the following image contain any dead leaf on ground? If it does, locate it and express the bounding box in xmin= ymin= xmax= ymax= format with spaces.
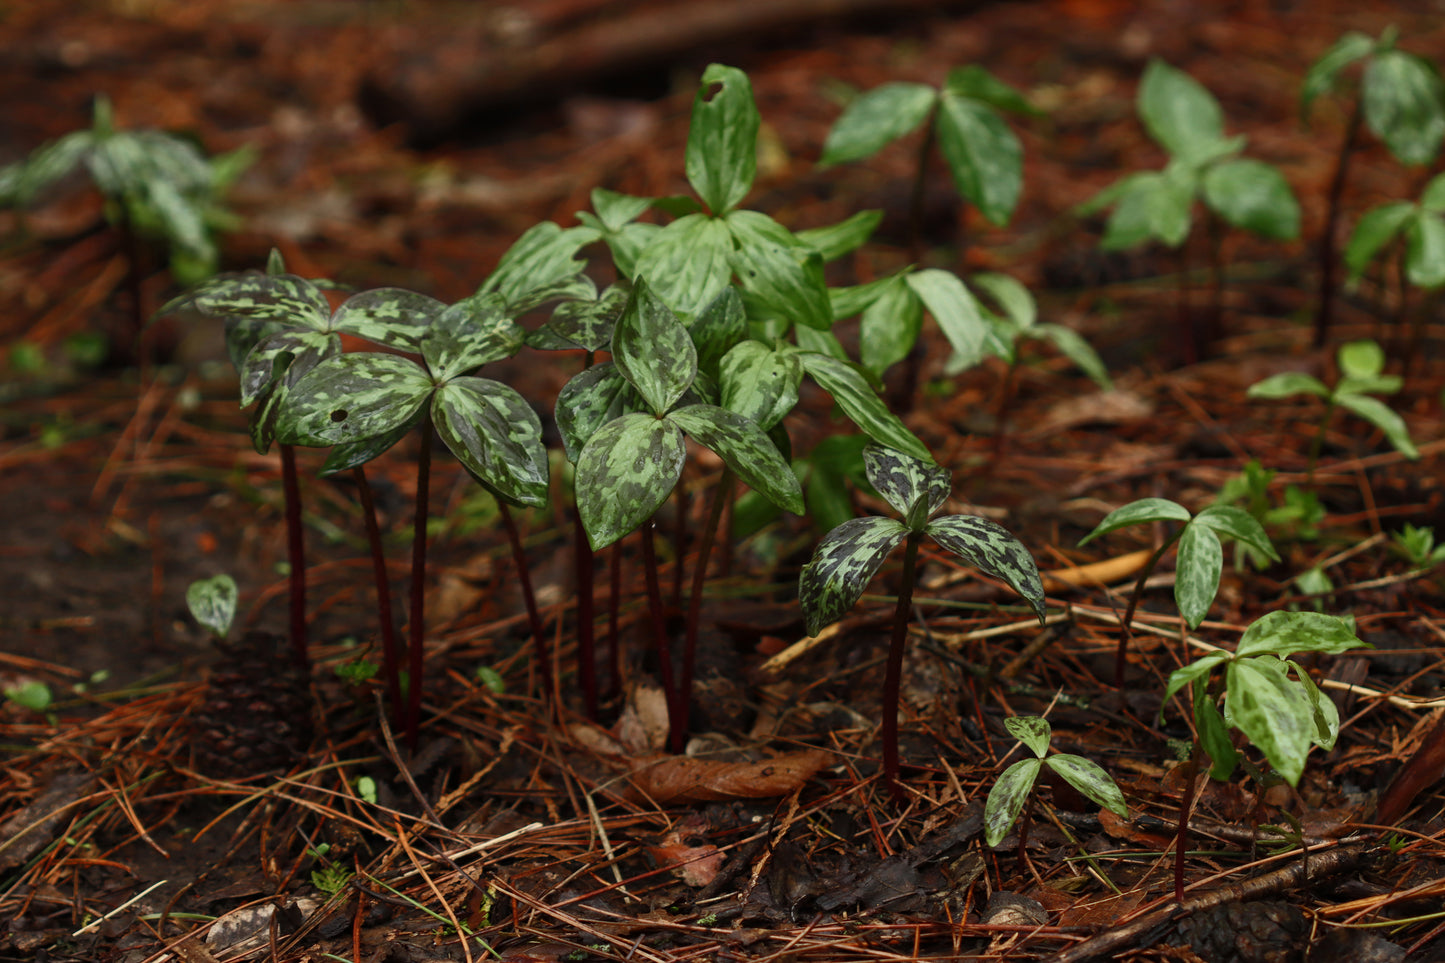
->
xmin=621 ymin=749 xmax=833 ymax=804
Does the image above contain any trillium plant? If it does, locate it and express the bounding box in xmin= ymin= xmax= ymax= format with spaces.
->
xmin=984 ymin=716 xmax=1127 ymax=848
xmin=799 ymin=443 xmax=1046 ymax=789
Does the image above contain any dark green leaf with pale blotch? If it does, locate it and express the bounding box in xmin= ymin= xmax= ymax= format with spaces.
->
xmin=1407 ymin=214 xmax=1445 ymax=288
xmin=670 ymin=405 xmax=804 ymax=514
xmin=798 ymin=515 xmax=908 ymax=636
xmin=936 ymin=86 xmax=1024 ymax=226
xmin=1138 ymin=60 xmax=1226 ymax=160
xmin=1301 ymin=32 xmax=1376 ymax=117
xmin=576 ymin=413 xmax=687 ymax=550
xmin=223 ymin=316 xmax=284 ymax=375
xmin=1175 ymin=521 xmax=1223 ymax=629
xmin=1344 ymin=201 xmax=1416 ymax=279
xmin=726 ymin=210 xmax=832 ymax=330
xmin=1193 ymin=505 xmax=1279 ymax=563
xmin=1235 ymin=611 xmax=1367 ymax=659
xmin=1202 ymin=159 xmax=1300 ymax=239
xmin=906 ymin=269 xmax=987 ymax=375
xmin=1335 ymin=393 xmax=1419 ymax=459
xmin=799 ymin=353 xmax=932 ymax=463
xmin=433 ymin=378 xmax=549 ymax=508
xmin=633 ymin=214 xmax=735 ymax=317
xmin=689 ymin=285 xmax=748 ymax=378
xmin=686 ymin=64 xmax=759 ymax=215
xmin=859 ymin=274 xmax=924 ymax=376
xmin=578 ymin=212 xmax=658 ymax=279
xmin=555 ymin=362 xmax=632 ymax=464
xmin=507 ymin=274 xmax=598 ymax=316
xmin=246 ymin=332 xmax=341 ymax=454
xmin=329 ymin=287 xmax=444 ymax=349
xmin=863 ymin=443 xmax=949 ymax=523
xmin=612 ymin=279 xmax=696 ymax=415
xmin=590 ymin=187 xmax=653 ymax=232
xmin=1047 ymin=755 xmax=1127 ymax=817
xmin=187 ymin=574 xmax=238 ymax=640
xmin=1005 ymin=715 xmax=1052 ymax=758
xmin=193 ymin=273 xmax=331 ymax=328
xmin=546 ymin=282 xmax=630 ymax=352
xmin=278 ymin=353 xmax=433 ymax=448
xmin=238 ymin=329 xmax=338 ymax=407
xmin=1078 ymin=497 xmax=1191 ymax=545
xmin=1195 ymin=684 xmax=1239 ymax=780
xmin=1160 ymin=653 xmax=1230 ymax=719
xmin=320 ymin=414 xmax=421 ymax=476
xmin=819 ymin=82 xmax=937 ymax=166
xmin=1363 ymin=49 xmax=1445 ymax=166
xmin=1246 ymin=371 xmax=1330 ymax=400
xmin=795 ymin=210 xmax=884 ymax=262
xmin=1226 ymin=656 xmax=1314 ymax=786
xmin=480 ymin=221 xmax=598 ymax=310
xmin=984 ymin=758 xmax=1042 ymax=847
xmin=926 ymin=515 xmax=1046 ymax=621
xmin=719 ymin=340 xmax=801 ymax=430
xmin=422 ymin=292 xmax=524 ymax=381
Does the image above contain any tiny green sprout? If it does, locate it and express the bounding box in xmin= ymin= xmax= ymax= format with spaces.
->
xmin=186 ymin=574 xmax=238 ymax=641
xmin=984 ymin=716 xmax=1127 ymax=848
xmin=335 ymin=659 xmax=379 ymax=685
xmin=1217 ymin=460 xmax=1325 ymax=569
xmin=1247 ymin=339 xmax=1419 ymax=475
xmin=353 ymin=776 xmax=378 ymax=805
xmin=4 ymin=680 xmax=53 ymax=713
xmin=1392 ymin=523 xmax=1445 ymax=569
xmin=474 ymin=666 xmax=506 ymax=695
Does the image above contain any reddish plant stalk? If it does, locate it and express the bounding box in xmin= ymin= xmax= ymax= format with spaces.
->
xmin=279 ymin=443 xmax=308 ymax=668
xmin=499 ymin=499 xmax=551 ymax=702
xmin=881 ymin=530 xmax=924 ymax=796
xmin=405 ymin=420 xmax=432 ymax=749
xmin=674 ymin=469 xmax=735 ymax=753
xmin=574 ymin=510 xmax=598 ymax=718
xmin=1313 ymin=96 xmax=1363 ymax=348
xmin=353 ymin=466 xmax=402 ymax=716
xmin=607 ymin=543 xmax=622 ymax=699
xmin=1174 ymin=741 xmax=1204 ymax=903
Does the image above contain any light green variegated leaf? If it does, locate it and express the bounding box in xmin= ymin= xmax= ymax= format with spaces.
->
xmin=689 ymin=285 xmax=748 ymax=378
xmin=906 ymin=269 xmax=987 ymax=374
xmin=222 ymin=316 xmax=286 ymax=376
xmin=1175 ymin=520 xmax=1222 ymax=630
xmin=1246 ymin=371 xmax=1330 ymax=400
xmin=186 ymin=574 xmax=238 ymax=640
xmin=926 ymin=515 xmax=1046 ymax=621
xmin=423 ymin=292 xmax=524 ymax=380
xmin=508 ymin=274 xmax=598 ymax=315
xmin=795 ymin=210 xmax=883 ymax=262
xmin=546 ymin=282 xmax=630 ymax=352
xmin=1005 ymin=715 xmax=1052 ymax=759
xmin=245 ymin=333 xmax=342 ymax=454
xmin=1160 ymin=653 xmax=1229 ymax=721
xmin=237 ymin=329 xmax=338 ymax=407
xmin=800 ymin=352 xmax=932 ymax=463
xmin=1292 ymin=662 xmax=1341 ymax=750
xmin=718 ymin=340 xmax=801 ymax=430
xmin=971 ymin=272 xmax=1035 ymax=329
xmin=193 ymin=273 xmax=331 ymax=329
xmin=433 ymin=377 xmax=549 ymax=508
xmin=1193 ymin=505 xmax=1279 ymax=562
xmin=1226 ymin=657 xmax=1314 ymax=786
xmin=669 ymin=404 xmax=804 ymax=514
xmin=859 ymin=274 xmax=924 ymax=376
xmin=819 ymin=82 xmax=937 ymax=166
xmin=1336 ymin=393 xmax=1420 ymax=459
xmin=1195 ymin=683 xmax=1239 ymax=781
xmin=686 ymin=64 xmax=759 ymax=215
xmin=11 ymin=129 xmax=92 ymax=204
xmin=1363 ymin=48 xmax=1445 ymax=166
xmin=555 ymin=362 xmax=631 ymax=463
xmin=795 ymin=324 xmax=849 ymax=360
xmin=1201 ymin=159 xmax=1300 ymax=240
xmin=319 ymin=413 xmax=421 ymax=476
xmin=798 ymin=515 xmax=908 ymax=636
xmin=1100 ymin=170 xmax=1195 ymax=250
xmin=1047 ymin=755 xmax=1127 ymax=817
xmin=1078 ymin=497 xmax=1191 ymax=545
xmin=576 ymin=413 xmax=686 ymax=550
xmin=331 ymin=287 xmax=445 ymax=349
xmin=612 ymin=279 xmax=696 ymax=415
xmin=589 ymin=187 xmax=653 ymax=232
xmin=1235 ymin=610 xmax=1368 ymax=659
xmin=726 ymin=210 xmax=832 ymax=330
xmin=863 ymin=443 xmax=949 ymax=523
xmin=984 ymin=758 xmax=1042 ymax=847
xmin=633 ymin=214 xmax=735 ymax=317
xmin=945 ymin=65 xmax=1041 ymax=117
xmin=480 ymin=221 xmax=599 ymax=310
xmin=278 ymin=353 xmax=433 ymax=448
xmin=829 ymin=274 xmax=897 ymax=321
xmin=935 ymin=89 xmax=1024 ymax=226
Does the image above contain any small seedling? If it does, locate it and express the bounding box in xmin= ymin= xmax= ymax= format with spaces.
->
xmin=1246 ymin=339 xmax=1419 ymax=477
xmin=1216 ymin=460 xmax=1325 ymax=569
xmin=984 ymin=716 xmax=1127 ymax=847
xmin=4 ymin=680 xmax=53 ymax=714
xmin=186 ymin=573 xmax=239 ymax=641
xmin=1392 ymin=523 xmax=1445 ymax=569
xmin=799 ymin=443 xmax=1045 ymax=790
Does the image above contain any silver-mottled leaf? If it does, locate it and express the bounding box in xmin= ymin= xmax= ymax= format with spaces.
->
xmin=277 ymin=353 xmax=433 ymax=447
xmin=423 ymin=292 xmax=524 ymax=380
xmin=798 ymin=515 xmax=907 ymax=636
xmin=633 ymin=213 xmax=735 ymax=317
xmin=669 ymin=404 xmax=804 ymax=514
xmin=688 ymin=285 xmax=748 ymax=378
xmin=725 ymin=210 xmax=832 ymax=330
xmin=433 ymin=377 xmax=549 ymax=508
xmin=193 ymin=273 xmax=331 ymax=329
xmin=1225 ymin=657 xmax=1313 ymax=786
xmin=984 ymin=758 xmax=1042 ymax=847
xmin=330 ymin=287 xmax=445 ymax=349
xmin=480 ymin=221 xmax=599 ymax=310
xmin=926 ymin=515 xmax=1045 ymax=621
xmin=556 ymin=362 xmax=631 ymax=463
xmin=575 ymin=413 xmax=686 ymax=550
xmin=1005 ymin=715 xmax=1051 ymax=759
xmin=612 ymin=278 xmax=697 ymax=415
xmin=320 ymin=414 xmax=421 ymax=476
xmin=1175 ymin=521 xmax=1222 ymax=630
xmin=186 ymin=574 xmax=238 ymax=640
xmin=1047 ymin=755 xmax=1127 ymax=817
xmin=863 ymin=443 xmax=950 ymax=522
xmin=238 ymin=329 xmax=338 ymax=407
xmin=546 ymin=281 xmax=630 ymax=352
xmin=718 ymin=340 xmax=802 ymax=430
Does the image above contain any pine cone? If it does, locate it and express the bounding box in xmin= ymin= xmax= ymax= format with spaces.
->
xmin=1174 ymin=900 xmax=1308 ymax=963
xmin=192 ymin=632 xmax=314 ymax=779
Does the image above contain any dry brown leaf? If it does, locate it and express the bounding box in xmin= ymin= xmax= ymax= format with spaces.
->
xmin=622 ymin=749 xmax=833 ymax=804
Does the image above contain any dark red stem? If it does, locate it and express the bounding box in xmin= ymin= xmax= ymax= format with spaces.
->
xmin=1175 ymin=741 xmax=1203 ymax=903
xmin=607 ymin=543 xmax=622 ymax=699
xmin=354 ymin=466 xmax=402 ymax=716
xmin=1114 ymin=534 xmax=1180 ymax=687
xmin=1314 ymin=96 xmax=1363 ymax=348
xmin=499 ymin=499 xmax=551 ymax=703
xmin=405 ymin=419 xmax=432 ymax=749
xmin=882 ymin=530 xmax=923 ymax=797
xmin=674 ymin=470 xmax=734 ymax=753
xmin=574 ymin=511 xmax=598 ymax=718
xmin=279 ymin=443 xmax=308 ymax=669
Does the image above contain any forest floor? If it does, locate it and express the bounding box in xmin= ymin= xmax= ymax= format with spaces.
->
xmin=2 ymin=1 xmax=1444 ymax=961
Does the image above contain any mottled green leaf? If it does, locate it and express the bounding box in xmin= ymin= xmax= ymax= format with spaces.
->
xmin=829 ymin=274 xmax=897 ymax=321
xmin=906 ymin=269 xmax=987 ymax=374
xmin=10 ymin=130 xmax=91 ymax=204
xmin=186 ymin=574 xmax=237 ymax=640
xmin=1292 ymin=663 xmax=1340 ymax=750
xmin=1301 ymin=31 xmax=1375 ymax=117
xmin=555 ymin=362 xmax=631 ymax=463
xmin=1138 ymin=59 xmax=1226 ymax=159
xmin=1195 ymin=684 xmax=1239 ymax=780
xmin=423 ymin=292 xmax=524 ymax=381
xmin=633 ymin=213 xmax=735 ymax=317
xmin=1175 ymin=520 xmax=1222 ymax=629
xmin=670 ymin=404 xmax=804 ymax=514
xmin=1078 ymin=497 xmax=1191 ymax=545
xmin=798 ymin=515 xmax=908 ymax=636
xmin=1235 ymin=610 xmax=1367 ymax=659
xmin=546 ymin=281 xmax=630 ymax=352
xmin=926 ymin=515 xmax=1046 ymax=621
xmin=1193 ymin=505 xmax=1279 ymax=562
xmin=971 ymin=272 xmax=1035 ymax=329
xmin=320 ymin=414 xmax=421 ymax=475
xmin=718 ymin=340 xmax=801 ymax=430
xmin=863 ymin=443 xmax=949 ymax=522
xmin=193 ymin=273 xmax=331 ymax=329
xmin=859 ymin=274 xmax=924 ymax=376
xmin=1160 ymin=653 xmax=1230 ymax=720
xmin=1099 ymin=169 xmax=1195 ymax=250
xmin=726 ymin=210 xmax=832 ymax=330
xmin=480 ymin=221 xmax=598 ymax=310
xmin=1363 ymin=48 xmax=1445 ymax=166
xmin=589 ymin=187 xmax=653 ymax=232
xmin=689 ymin=285 xmax=748 ymax=378
xmin=799 ymin=352 xmax=932 ymax=462
xmin=1005 ymin=715 xmax=1052 ymax=759
xmin=433 ymin=377 xmax=549 ymax=508
xmin=612 ymin=279 xmax=696 ymax=415
xmin=237 ymin=329 xmax=338 ymax=408
xmin=331 ymin=287 xmax=445 ymax=349
xmin=277 ymin=353 xmax=433 ymax=447
xmin=984 ymin=758 xmax=1042 ymax=847
xmin=576 ymin=413 xmax=686 ymax=550
xmin=1226 ymin=657 xmax=1313 ymax=786
xmin=1202 ymin=159 xmax=1300 ymax=239
xmin=1047 ymin=755 xmax=1127 ymax=817
xmin=819 ymin=82 xmax=937 ymax=166
xmin=686 ymin=64 xmax=759 ymax=215
xmin=795 ymin=209 xmax=883 ymax=262
xmin=936 ymin=88 xmax=1023 ymax=225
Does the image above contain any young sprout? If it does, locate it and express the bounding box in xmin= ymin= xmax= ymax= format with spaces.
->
xmin=984 ymin=716 xmax=1127 ymax=848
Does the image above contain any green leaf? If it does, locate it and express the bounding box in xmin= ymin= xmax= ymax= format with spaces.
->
xmin=1175 ymin=521 xmax=1222 ymax=629
xmin=193 ymin=273 xmax=331 ymax=329
xmin=795 ymin=209 xmax=884 ymax=262
xmin=186 ymin=574 xmax=238 ymax=639
xmin=423 ymin=293 xmax=524 ymax=381
xmin=926 ymin=515 xmax=1046 ymax=621
xmin=331 ymin=287 xmax=445 ymax=349
xmin=819 ymin=82 xmax=937 ymax=166
xmin=1138 ymin=60 xmax=1226 ymax=159
xmin=10 ymin=129 xmax=92 ymax=204
xmin=689 ymin=285 xmax=749 ymax=378
xmin=1246 ymin=371 xmax=1331 ymax=400
xmin=1078 ymin=497 xmax=1191 ymax=546
xmin=1406 ymin=214 xmax=1445 ymax=288
xmin=829 ymin=274 xmax=897 ymax=321
xmin=480 ymin=221 xmax=598 ymax=310
xmin=1005 ymin=715 xmax=1052 ymax=759
xmin=1033 ymin=323 xmax=1113 ymax=389
xmin=589 ymin=187 xmax=653 ymax=232
xmin=1362 ymin=49 xmax=1445 ymax=165
xmin=906 ymin=269 xmax=987 ymax=374
xmin=633 ymin=213 xmax=735 ymax=317
xmin=670 ymin=404 xmax=804 ymax=514
xmin=799 ymin=352 xmax=932 ymax=462
xmin=971 ymin=272 xmax=1035 ymax=329
xmin=718 ymin=340 xmax=801 ymax=430
xmin=237 ymin=329 xmax=338 ymax=408
xmin=320 ymin=415 xmax=421 ymax=476
xmin=1421 ymin=173 xmax=1445 ymax=214
xmin=1195 ymin=684 xmax=1239 ymax=781
xmin=726 ymin=210 xmax=832 ymax=330
xmin=1235 ymin=610 xmax=1367 ymax=659
xmin=433 ymin=378 xmax=549 ymax=508
xmin=555 ymin=362 xmax=631 ymax=463
xmin=1226 ymin=657 xmax=1314 ymax=786
xmin=1047 ymin=755 xmax=1127 ymax=817
xmin=1160 ymin=653 xmax=1230 ymax=720
xmin=862 ymin=443 xmax=949 ymax=523
xmin=1193 ymin=505 xmax=1279 ymax=563
xmin=1100 ymin=170 xmax=1195 ymax=250
xmin=1301 ymin=32 xmax=1376 ymax=117
xmin=946 ymin=65 xmax=1040 ymax=116
xmin=803 ymin=434 xmax=871 ymax=533
xmin=795 ymin=324 xmax=848 ymax=360
xmin=277 ymin=353 xmax=433 ymax=447
xmin=798 ymin=515 xmax=908 ymax=636
xmin=545 ymin=281 xmax=630 ymax=352
xmin=935 ymin=88 xmax=1024 ymax=225
xmin=612 ymin=279 xmax=696 ymax=415
xmin=575 ymin=413 xmax=686 ymax=550
xmin=1337 ymin=338 xmax=1386 ymax=379
xmin=1344 ymin=201 xmax=1416 ymax=279
xmin=686 ymin=64 xmax=759 ymax=215
xmin=1335 ymin=393 xmax=1420 ymax=459
xmin=859 ymin=275 xmax=925 ymax=376
xmin=1292 ymin=662 xmax=1341 ymax=750
xmin=984 ymin=758 xmax=1042 ymax=847
xmin=1201 ymin=159 xmax=1300 ymax=239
